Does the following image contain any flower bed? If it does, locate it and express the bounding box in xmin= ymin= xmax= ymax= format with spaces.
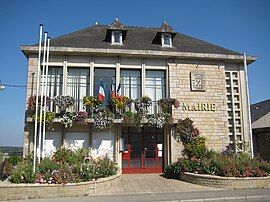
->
xmin=164 ymin=118 xmax=270 ymax=188
xmin=180 ymin=172 xmax=270 ymax=189
xmin=0 ymin=172 xmax=121 ymax=200
xmin=4 ymin=147 xmax=118 ymax=184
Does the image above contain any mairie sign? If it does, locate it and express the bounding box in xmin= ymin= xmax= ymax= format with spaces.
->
xmin=181 ymin=102 xmax=216 ymax=111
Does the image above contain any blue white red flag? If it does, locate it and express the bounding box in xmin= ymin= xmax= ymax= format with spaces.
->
xmin=111 ymin=79 xmax=115 ymax=97
xmin=98 ymin=80 xmax=105 ymax=102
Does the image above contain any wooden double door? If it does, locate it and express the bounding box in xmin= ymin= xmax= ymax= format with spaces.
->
xmin=122 ymin=127 xmax=164 ymax=173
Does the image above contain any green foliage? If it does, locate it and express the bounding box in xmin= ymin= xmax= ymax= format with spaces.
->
xmin=6 ymin=155 xmax=22 ymax=166
xmin=166 ymin=118 xmax=270 ymax=178
xmin=158 ymin=98 xmax=179 ymax=114
xmin=9 ymin=147 xmax=117 ymax=184
xmin=184 ymin=137 xmax=208 ymax=158
xmin=10 ymin=160 xmax=36 ymax=183
xmin=174 ymin=118 xmax=200 ymax=143
xmin=165 ymin=153 xmax=270 ymax=178
xmin=95 ymin=157 xmax=118 ymax=178
xmin=52 ymin=147 xmax=77 ymax=165
xmin=37 ymin=157 xmax=59 ymax=174
xmin=32 ymin=111 xmax=55 ymax=130
xmin=164 ymin=163 xmax=181 ymax=179
xmin=1 ymin=155 xmax=22 ymax=176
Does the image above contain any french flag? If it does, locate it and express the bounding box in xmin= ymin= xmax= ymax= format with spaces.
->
xmin=111 ymin=79 xmax=115 ymax=98
xmin=116 ymin=82 xmax=121 ymax=96
xmin=98 ymin=79 xmax=105 ymax=102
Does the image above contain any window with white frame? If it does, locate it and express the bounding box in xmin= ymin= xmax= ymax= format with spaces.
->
xmin=67 ymin=68 xmax=90 ymax=111
xmin=94 ymin=68 xmax=116 ymax=103
xmin=145 ymin=70 xmax=166 ymax=114
xmin=145 ymin=70 xmax=166 ymax=101
xmin=41 ymin=67 xmax=63 ymax=112
xmin=162 ymin=33 xmax=172 ymax=47
xmin=120 ymin=70 xmax=141 ymax=100
xmin=111 ymin=31 xmax=122 ymax=45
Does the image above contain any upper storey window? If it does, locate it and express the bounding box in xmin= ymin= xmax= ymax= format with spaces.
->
xmin=162 ymin=33 xmax=172 ymax=47
xmin=109 ymin=18 xmax=125 ymax=45
xmin=159 ymin=21 xmax=175 ymax=48
xmin=112 ymin=31 xmax=122 ymax=45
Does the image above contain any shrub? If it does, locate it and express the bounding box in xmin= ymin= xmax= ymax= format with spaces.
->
xmin=184 ymin=137 xmax=207 ymax=158
xmin=8 ymin=147 xmax=118 ymax=184
xmin=6 ymin=155 xmax=22 ymax=166
xmin=10 ymin=160 xmax=36 ymax=183
xmin=95 ymin=157 xmax=117 ymax=178
xmin=174 ymin=118 xmax=200 ymax=144
xmin=164 ymin=162 xmax=181 ymax=179
xmin=52 ymin=147 xmax=76 ymax=165
xmin=168 ymin=117 xmax=270 ymax=178
xmin=37 ymin=157 xmax=59 ymax=174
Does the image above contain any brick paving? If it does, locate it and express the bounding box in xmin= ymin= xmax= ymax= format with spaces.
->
xmin=97 ymin=174 xmax=222 ymax=195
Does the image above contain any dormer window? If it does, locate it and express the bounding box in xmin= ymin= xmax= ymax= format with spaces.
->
xmin=162 ymin=33 xmax=172 ymax=47
xmin=112 ymin=31 xmax=122 ymax=45
xmin=158 ymin=21 xmax=175 ymax=48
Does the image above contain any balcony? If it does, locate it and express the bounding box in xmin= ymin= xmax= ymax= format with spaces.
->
xmin=26 ymin=95 xmax=179 ymax=129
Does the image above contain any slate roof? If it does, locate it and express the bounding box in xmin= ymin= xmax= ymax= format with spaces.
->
xmin=42 ymin=23 xmax=242 ymax=56
xmin=251 ymin=99 xmax=270 ymax=123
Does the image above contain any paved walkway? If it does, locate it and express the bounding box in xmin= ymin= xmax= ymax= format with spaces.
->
xmin=98 ymin=174 xmax=221 ymax=195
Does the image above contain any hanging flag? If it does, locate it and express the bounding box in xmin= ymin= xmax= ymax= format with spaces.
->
xmin=98 ymin=80 xmax=105 ymax=102
xmin=116 ymin=82 xmax=121 ymax=96
xmin=111 ymin=79 xmax=115 ymax=98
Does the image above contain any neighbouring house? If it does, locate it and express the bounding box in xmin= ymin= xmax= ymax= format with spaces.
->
xmin=21 ymin=18 xmax=256 ymax=173
xmin=251 ymin=99 xmax=270 ymax=161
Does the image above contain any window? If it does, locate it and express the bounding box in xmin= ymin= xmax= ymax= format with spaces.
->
xmin=94 ymin=68 xmax=116 ymax=103
xmin=145 ymin=70 xmax=166 ymax=114
xmin=67 ymin=68 xmax=90 ymax=111
xmin=41 ymin=67 xmax=63 ymax=112
xmin=162 ymin=33 xmax=172 ymax=47
xmin=121 ymin=70 xmax=141 ymax=100
xmin=112 ymin=31 xmax=122 ymax=45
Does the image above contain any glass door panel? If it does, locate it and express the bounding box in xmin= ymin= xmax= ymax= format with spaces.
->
xmin=130 ymin=129 xmax=141 ymax=168
xmin=122 ymin=127 xmax=164 ymax=173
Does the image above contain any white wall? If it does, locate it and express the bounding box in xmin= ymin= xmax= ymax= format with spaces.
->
xmin=92 ymin=132 xmax=115 ymax=160
xmin=44 ymin=132 xmax=62 ymax=157
xmin=65 ymin=132 xmax=90 ymax=151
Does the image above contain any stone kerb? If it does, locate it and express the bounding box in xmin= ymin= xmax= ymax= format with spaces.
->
xmin=180 ymin=172 xmax=270 ymax=189
xmin=0 ymin=171 xmax=121 ymax=201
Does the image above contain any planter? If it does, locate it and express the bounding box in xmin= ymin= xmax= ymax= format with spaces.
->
xmin=180 ymin=172 xmax=270 ymax=189
xmin=0 ymin=171 xmax=121 ymax=201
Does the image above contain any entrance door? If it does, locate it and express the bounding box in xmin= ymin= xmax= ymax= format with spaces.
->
xmin=122 ymin=127 xmax=163 ymax=173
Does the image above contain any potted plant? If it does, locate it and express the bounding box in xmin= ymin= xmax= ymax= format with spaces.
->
xmin=94 ymin=109 xmax=114 ymax=131
xmin=111 ymin=95 xmax=133 ymax=118
xmin=134 ymin=96 xmax=152 ymax=115
xmin=158 ymin=98 xmax=179 ymax=115
xmin=53 ymin=95 xmax=75 ymax=115
xmin=83 ymin=96 xmax=102 ymax=118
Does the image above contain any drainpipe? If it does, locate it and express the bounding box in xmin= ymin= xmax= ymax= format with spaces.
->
xmin=244 ymin=53 xmax=254 ymax=158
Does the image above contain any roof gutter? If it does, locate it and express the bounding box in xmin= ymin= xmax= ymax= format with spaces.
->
xmin=21 ymin=45 xmax=256 ymax=64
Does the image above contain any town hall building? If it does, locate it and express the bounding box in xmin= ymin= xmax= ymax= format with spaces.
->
xmin=21 ymin=19 xmax=256 ymax=173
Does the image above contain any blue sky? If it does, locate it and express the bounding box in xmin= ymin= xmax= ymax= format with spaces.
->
xmin=0 ymin=0 xmax=269 ymax=146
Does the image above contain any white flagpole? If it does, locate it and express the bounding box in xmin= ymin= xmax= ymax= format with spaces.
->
xmin=244 ymin=53 xmax=254 ymax=158
xmin=33 ymin=24 xmax=43 ymax=172
xmin=42 ymin=37 xmax=50 ymax=159
xmin=38 ymin=32 xmax=48 ymax=163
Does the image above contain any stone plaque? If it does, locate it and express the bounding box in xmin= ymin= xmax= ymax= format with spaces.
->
xmin=190 ymin=71 xmax=206 ymax=91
